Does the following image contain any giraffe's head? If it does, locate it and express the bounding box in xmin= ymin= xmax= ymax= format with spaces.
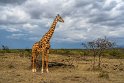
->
xmin=56 ymin=14 xmax=64 ymax=23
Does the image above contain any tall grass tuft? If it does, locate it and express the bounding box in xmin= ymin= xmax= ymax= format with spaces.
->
xmin=98 ymin=70 xmax=109 ymax=79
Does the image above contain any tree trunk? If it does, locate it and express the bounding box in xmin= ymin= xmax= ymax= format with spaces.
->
xmin=98 ymin=50 xmax=102 ymax=68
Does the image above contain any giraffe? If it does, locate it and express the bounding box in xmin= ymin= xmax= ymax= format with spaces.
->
xmin=32 ymin=14 xmax=64 ymax=73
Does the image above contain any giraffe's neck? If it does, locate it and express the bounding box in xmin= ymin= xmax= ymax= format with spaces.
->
xmin=41 ymin=17 xmax=58 ymax=43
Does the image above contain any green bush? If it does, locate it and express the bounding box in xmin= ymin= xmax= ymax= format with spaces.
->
xmin=108 ymin=49 xmax=124 ymax=58
xmin=109 ymin=49 xmax=120 ymax=56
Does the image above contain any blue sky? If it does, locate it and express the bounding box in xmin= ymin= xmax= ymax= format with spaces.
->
xmin=0 ymin=0 xmax=124 ymax=49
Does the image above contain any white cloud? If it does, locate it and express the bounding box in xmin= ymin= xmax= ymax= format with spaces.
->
xmin=109 ymin=27 xmax=124 ymax=37
xmin=22 ymin=23 xmax=38 ymax=30
xmin=7 ymin=33 xmax=27 ymax=39
xmin=7 ymin=28 xmax=19 ymax=32
xmin=0 ymin=6 xmax=30 ymax=22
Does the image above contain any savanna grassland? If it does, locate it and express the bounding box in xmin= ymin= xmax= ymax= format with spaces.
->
xmin=0 ymin=49 xmax=124 ymax=83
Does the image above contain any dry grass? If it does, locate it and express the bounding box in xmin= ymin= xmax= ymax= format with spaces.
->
xmin=0 ymin=53 xmax=124 ymax=83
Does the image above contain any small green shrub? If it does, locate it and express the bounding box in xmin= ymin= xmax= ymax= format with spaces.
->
xmin=109 ymin=49 xmax=120 ymax=57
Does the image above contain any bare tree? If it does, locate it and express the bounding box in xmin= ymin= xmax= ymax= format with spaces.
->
xmin=2 ymin=45 xmax=9 ymax=53
xmin=82 ymin=37 xmax=115 ymax=69
xmin=2 ymin=45 xmax=9 ymax=50
xmin=93 ymin=37 xmax=115 ymax=68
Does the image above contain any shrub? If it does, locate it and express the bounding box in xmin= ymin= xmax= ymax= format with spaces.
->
xmin=109 ymin=49 xmax=120 ymax=57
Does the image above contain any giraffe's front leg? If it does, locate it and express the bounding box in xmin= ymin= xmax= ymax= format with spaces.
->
xmin=32 ymin=52 xmax=37 ymax=72
xmin=41 ymin=50 xmax=45 ymax=73
xmin=46 ymin=49 xmax=49 ymax=73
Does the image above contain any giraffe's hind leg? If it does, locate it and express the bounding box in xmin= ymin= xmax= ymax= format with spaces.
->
xmin=32 ymin=52 xmax=37 ymax=72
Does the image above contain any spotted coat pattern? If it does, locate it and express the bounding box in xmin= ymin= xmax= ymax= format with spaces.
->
xmin=31 ymin=14 xmax=64 ymax=73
